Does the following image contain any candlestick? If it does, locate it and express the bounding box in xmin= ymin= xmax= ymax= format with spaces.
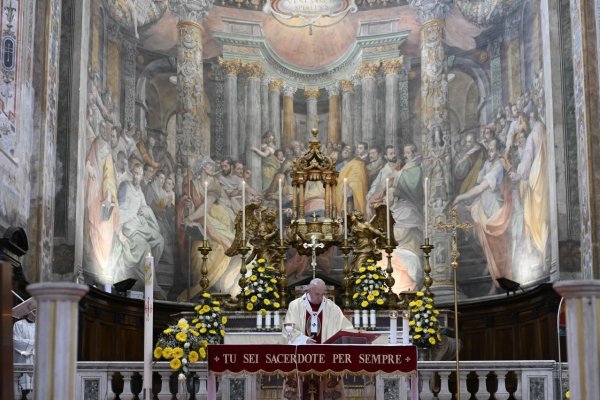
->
xmin=242 ymin=180 xmax=246 ymax=244
xmin=386 ymin=177 xmax=390 ymax=242
xmin=402 ymin=311 xmax=409 ymax=344
xmin=143 ymin=253 xmax=154 ymax=397
xmin=279 ymin=178 xmax=283 ymax=241
xmin=343 ymin=178 xmax=348 ymax=241
xmin=424 ymin=177 xmax=429 ymax=239
xmin=204 ymin=181 xmax=208 ymax=239
xmin=389 ymin=311 xmax=398 ymax=344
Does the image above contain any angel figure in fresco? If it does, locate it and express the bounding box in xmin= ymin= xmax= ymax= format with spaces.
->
xmin=250 ymin=131 xmax=279 ymax=191
xmin=348 ymin=205 xmax=392 ymax=272
xmin=225 ymin=204 xmax=281 ymax=265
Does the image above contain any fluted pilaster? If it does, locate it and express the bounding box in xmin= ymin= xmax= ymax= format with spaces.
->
xmin=340 ymin=80 xmax=354 ymax=146
xmin=382 ymin=57 xmax=403 ymax=149
xmin=219 ymin=58 xmax=242 ymax=158
xmin=357 ymin=62 xmax=379 ymax=145
xmin=282 ymin=85 xmax=297 ymax=147
xmin=269 ymin=80 xmax=283 ymax=147
xmin=327 ymin=84 xmax=341 ymax=145
xmin=245 ymin=62 xmax=264 ymax=191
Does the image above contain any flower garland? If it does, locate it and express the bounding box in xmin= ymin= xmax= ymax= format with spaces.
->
xmin=408 ymin=291 xmax=442 ymax=348
xmin=243 ymin=258 xmax=281 ymax=314
xmin=351 ymin=259 xmax=389 ymax=309
xmin=154 ymin=292 xmax=227 ymax=377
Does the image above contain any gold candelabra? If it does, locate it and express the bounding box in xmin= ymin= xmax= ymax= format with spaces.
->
xmin=420 ymin=237 xmax=434 ymax=297
xmin=384 ymin=240 xmax=398 ymax=309
xmin=437 ymin=207 xmax=471 ymax=400
xmin=197 ymin=240 xmax=212 ymax=296
xmin=277 ymin=239 xmax=288 ymax=308
xmin=340 ymin=239 xmax=352 ymax=309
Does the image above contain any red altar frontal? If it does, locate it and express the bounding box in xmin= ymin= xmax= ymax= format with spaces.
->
xmin=208 ymin=344 xmax=417 ymax=375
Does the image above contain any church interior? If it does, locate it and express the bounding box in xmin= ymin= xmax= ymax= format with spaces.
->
xmin=2 ymin=0 xmax=600 ymax=398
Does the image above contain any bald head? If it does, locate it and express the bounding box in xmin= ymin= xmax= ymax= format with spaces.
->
xmin=306 ymin=278 xmax=326 ymax=305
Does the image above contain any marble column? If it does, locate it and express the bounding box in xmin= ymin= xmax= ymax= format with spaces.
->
xmin=219 ymin=58 xmax=242 ymax=159
xmin=269 ymin=79 xmax=283 ymax=147
xmin=340 ymin=79 xmax=354 ymax=146
xmin=382 ymin=57 xmax=403 ymax=149
xmin=29 ymin=282 xmax=89 ymax=399
xmin=554 ymin=281 xmax=600 ymax=399
xmin=245 ymin=62 xmax=264 ymax=191
xmin=488 ymin=38 xmax=503 ymax=117
xmin=357 ymin=61 xmax=379 ymax=145
xmin=261 ymin=75 xmax=270 ymax=137
xmin=282 ymin=85 xmax=297 ymax=147
xmin=327 ymin=84 xmax=341 ymax=145
xmin=169 ymin=0 xmax=214 ymax=162
xmin=305 ymin=87 xmax=320 ymax=141
xmin=568 ymin=0 xmax=600 ymax=278
xmin=398 ymin=64 xmax=410 ymax=146
xmin=409 ymin=0 xmax=455 ymax=301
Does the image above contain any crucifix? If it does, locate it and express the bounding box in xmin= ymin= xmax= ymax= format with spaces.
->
xmin=303 ymin=234 xmax=324 ymax=280
xmin=436 ymin=207 xmax=472 ymax=400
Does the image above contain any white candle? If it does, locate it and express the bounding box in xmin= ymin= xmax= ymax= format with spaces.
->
xmin=343 ymin=178 xmax=348 ymax=241
xmin=204 ymin=181 xmax=208 ymax=240
xmin=424 ymin=177 xmax=429 ymax=239
xmin=389 ymin=312 xmax=397 ymax=344
xmin=242 ymin=180 xmax=246 ymax=244
xmin=143 ymin=253 xmax=154 ymax=397
xmin=402 ymin=313 xmax=410 ymax=345
xmin=279 ymin=178 xmax=283 ymax=241
xmin=386 ymin=178 xmax=390 ymax=241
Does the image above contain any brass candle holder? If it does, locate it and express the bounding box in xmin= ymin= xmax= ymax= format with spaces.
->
xmin=197 ymin=240 xmax=212 ymax=296
xmin=339 ymin=238 xmax=352 ymax=309
xmin=237 ymin=244 xmax=250 ymax=310
xmin=277 ymin=239 xmax=288 ymax=309
xmin=384 ymin=241 xmax=398 ymax=309
xmin=420 ymin=237 xmax=434 ymax=297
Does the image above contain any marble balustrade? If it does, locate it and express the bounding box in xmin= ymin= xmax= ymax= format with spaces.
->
xmin=12 ymin=360 xmax=568 ymax=400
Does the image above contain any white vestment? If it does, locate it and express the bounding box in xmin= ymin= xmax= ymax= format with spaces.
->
xmin=13 ymin=318 xmax=35 ymax=391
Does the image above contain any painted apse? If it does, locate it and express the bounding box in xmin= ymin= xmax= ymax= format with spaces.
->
xmin=82 ymin=0 xmax=553 ymax=301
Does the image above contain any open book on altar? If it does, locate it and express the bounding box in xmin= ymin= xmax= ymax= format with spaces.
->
xmin=323 ymin=330 xmax=380 ymax=344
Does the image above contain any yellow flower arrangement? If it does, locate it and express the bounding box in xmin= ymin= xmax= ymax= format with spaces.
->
xmin=154 ymin=292 xmax=227 ymax=376
xmin=351 ymin=259 xmax=390 ymax=309
xmin=408 ymin=291 xmax=442 ymax=348
xmin=243 ymin=258 xmax=281 ymax=314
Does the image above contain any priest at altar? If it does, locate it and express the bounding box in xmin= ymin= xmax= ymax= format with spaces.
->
xmin=282 ymin=278 xmax=354 ymax=399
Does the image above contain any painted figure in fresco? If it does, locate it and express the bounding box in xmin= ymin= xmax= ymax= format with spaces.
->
xmin=335 ymin=145 xmax=368 ymax=216
xmin=116 ymin=162 xmax=166 ymax=298
xmin=510 ymin=107 xmax=549 ymax=263
xmin=250 ymin=131 xmax=279 ymax=191
xmin=84 ymin=120 xmax=120 ymax=280
xmin=455 ymin=132 xmax=485 ymax=194
xmin=356 ymin=141 xmax=369 ymax=161
xmin=366 ymin=146 xmax=385 ymax=187
xmin=367 ymin=145 xmax=400 ymax=218
xmin=218 ymin=158 xmax=244 ymax=214
xmin=386 ymin=143 xmax=424 ymax=291
xmin=177 ymin=158 xmax=238 ymax=299
xmin=454 ymin=139 xmax=512 ymax=292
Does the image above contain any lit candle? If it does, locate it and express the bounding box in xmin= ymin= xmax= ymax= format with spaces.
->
xmin=386 ymin=177 xmax=390 ymax=242
xmin=143 ymin=253 xmax=154 ymax=397
xmin=343 ymin=178 xmax=348 ymax=241
xmin=424 ymin=177 xmax=429 ymax=239
xmin=279 ymin=178 xmax=283 ymax=241
xmin=204 ymin=181 xmax=208 ymax=240
xmin=242 ymin=180 xmax=246 ymax=244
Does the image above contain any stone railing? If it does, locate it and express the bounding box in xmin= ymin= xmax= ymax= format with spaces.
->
xmin=12 ymin=360 xmax=568 ymax=400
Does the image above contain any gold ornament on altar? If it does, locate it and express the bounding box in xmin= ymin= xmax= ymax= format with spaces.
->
xmin=347 ymin=205 xmax=395 ymax=272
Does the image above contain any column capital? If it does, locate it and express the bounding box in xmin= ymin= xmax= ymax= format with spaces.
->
xmin=357 ymin=61 xmax=380 ymax=78
xmin=381 ymin=57 xmax=404 ymax=75
xmin=326 ymin=84 xmax=340 ymax=96
xmin=408 ymin=0 xmax=454 ymax=23
xmin=283 ymin=85 xmax=297 ymax=96
xmin=269 ymin=79 xmax=284 ymax=91
xmin=169 ymin=0 xmax=214 ymax=23
xmin=304 ymin=87 xmax=320 ymax=100
xmin=243 ymin=61 xmax=264 ymax=78
xmin=219 ymin=58 xmax=243 ymax=75
xmin=339 ymin=79 xmax=354 ymax=92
